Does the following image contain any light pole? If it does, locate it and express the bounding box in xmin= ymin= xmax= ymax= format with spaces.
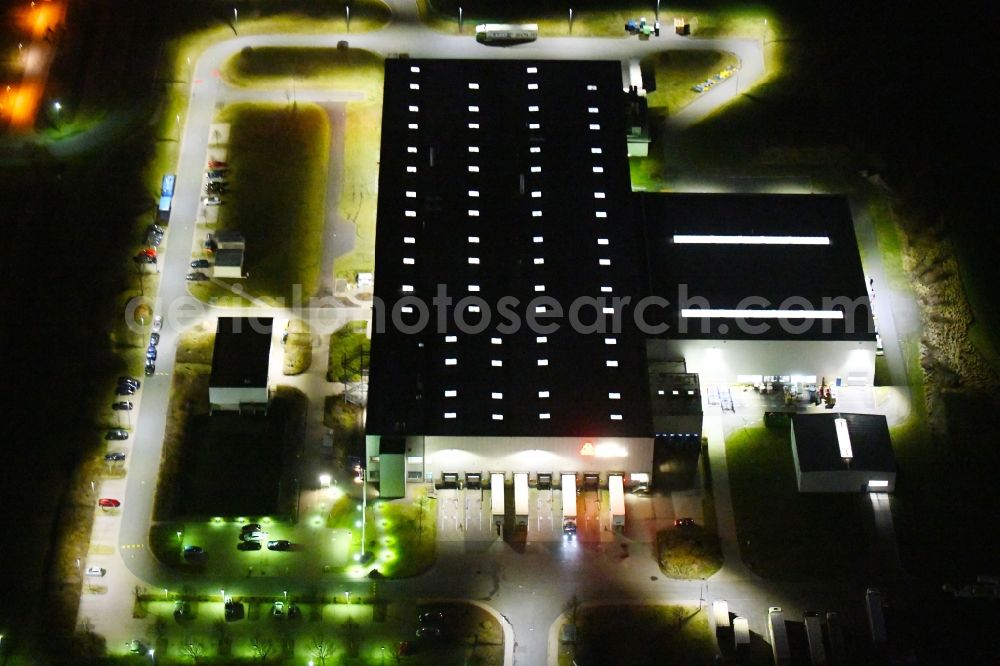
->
xmin=458 ymin=6 xmax=462 ymax=32
xmin=568 ymin=8 xmax=573 ymax=33
xmin=346 ymin=5 xmax=350 ymax=32
xmin=283 ymin=590 xmax=287 ymax=607
xmin=148 ymin=648 xmax=155 ymax=664
xmin=656 ymin=0 xmax=660 ymax=22
xmin=175 ymin=114 xmax=181 ymax=142
xmin=381 ymin=645 xmax=386 ymax=665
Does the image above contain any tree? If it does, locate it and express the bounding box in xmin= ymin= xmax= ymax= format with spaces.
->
xmin=309 ymin=635 xmax=333 ymax=665
xmin=181 ymin=640 xmax=206 ymax=663
xmin=250 ymin=636 xmax=274 ymax=663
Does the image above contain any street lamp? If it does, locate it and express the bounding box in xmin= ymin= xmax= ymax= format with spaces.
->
xmin=568 ymin=8 xmax=573 ymax=33
xmin=458 ymin=6 xmax=462 ymax=32
xmin=283 ymin=590 xmax=287 ymax=606
xmin=381 ymin=645 xmax=386 ymax=665
xmin=656 ymin=0 xmax=660 ymax=22
xmin=148 ymin=648 xmax=155 ymax=664
xmin=346 ymin=5 xmax=350 ymax=32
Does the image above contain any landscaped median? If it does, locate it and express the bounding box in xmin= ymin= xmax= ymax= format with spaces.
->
xmin=558 ymin=603 xmax=717 ymax=665
xmin=221 ymin=46 xmax=384 ymax=93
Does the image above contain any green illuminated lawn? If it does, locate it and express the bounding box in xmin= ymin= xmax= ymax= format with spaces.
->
xmin=643 ymin=50 xmax=740 ymax=114
xmin=222 ymin=46 xmax=384 ymax=93
xmin=215 ymin=102 xmax=329 ymax=304
xmin=328 ymin=321 xmax=370 ymax=382
xmin=375 ymin=498 xmax=437 ymax=577
xmin=725 ymin=425 xmax=878 ymax=581
xmin=333 ymin=101 xmax=381 ymax=279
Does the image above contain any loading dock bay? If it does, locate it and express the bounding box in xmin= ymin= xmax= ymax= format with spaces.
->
xmin=435 ymin=485 xmax=633 ymax=543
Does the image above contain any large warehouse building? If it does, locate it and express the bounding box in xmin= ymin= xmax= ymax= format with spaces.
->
xmin=638 ymin=193 xmax=877 ymax=389
xmin=366 ymin=59 xmax=653 ymax=497
xmin=365 ymin=59 xmax=877 ymax=494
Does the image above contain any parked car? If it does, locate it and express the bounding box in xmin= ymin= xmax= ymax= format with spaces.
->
xmin=143 ymin=247 xmax=157 ymax=258
xmin=267 ymin=540 xmax=291 ymax=551
xmin=241 ymin=523 xmax=261 ymax=533
xmin=149 ymin=332 xmax=160 ymax=345
xmin=190 ymin=259 xmax=211 ymax=269
xmin=145 ymin=346 xmax=157 ymax=360
xmin=186 ymin=272 xmax=209 ymax=282
xmin=183 ymin=546 xmax=204 ymax=559
xmin=98 ymin=498 xmax=121 ymax=508
xmin=144 ymin=360 xmax=156 ymax=376
xmin=631 ymin=485 xmax=652 ymax=496
xmin=147 ymin=232 xmax=162 ymax=247
xmin=208 ymin=159 xmax=228 ymax=168
xmin=116 ymin=385 xmax=136 ymax=396
xmin=205 ymin=181 xmax=228 ymax=193
xmin=240 ymin=530 xmax=266 ymax=542
xmin=118 ymin=376 xmax=140 ymax=388
xmin=288 ymin=604 xmax=301 ymax=620
xmin=105 ymin=430 xmax=129 ymax=441
xmin=111 ymin=401 xmax=133 ymax=411
xmin=173 ymin=600 xmax=190 ymax=619
xmin=104 ymin=451 xmax=127 ymax=462
xmin=418 ymin=611 xmax=444 ymax=625
xmin=206 ymin=168 xmax=228 ymax=178
xmin=152 ymin=315 xmax=163 ymax=332
xmin=674 ymin=517 xmax=696 ymax=527
xmin=133 ymin=253 xmax=155 ymax=264
xmin=85 ymin=566 xmax=106 ymax=577
xmin=202 ymin=195 xmax=221 ymax=206
xmin=127 ymin=639 xmax=146 ymax=654
xmin=416 ymin=626 xmax=440 ymax=639
xmin=237 ymin=541 xmax=262 ymax=551
xmin=271 ymin=601 xmax=285 ymax=618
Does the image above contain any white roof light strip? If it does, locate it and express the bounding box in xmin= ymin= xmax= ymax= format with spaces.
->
xmin=673 ymin=234 xmax=831 ymax=245
xmin=835 ymin=418 xmax=853 ymax=460
xmin=680 ymin=308 xmax=844 ymax=319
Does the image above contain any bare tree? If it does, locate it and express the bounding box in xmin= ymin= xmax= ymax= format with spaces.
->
xmin=309 ymin=634 xmax=333 ymax=665
xmin=181 ymin=639 xmax=206 ymax=662
xmin=250 ymin=635 xmax=274 ymax=663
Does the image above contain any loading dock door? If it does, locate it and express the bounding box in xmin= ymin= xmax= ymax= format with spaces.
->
xmin=514 ymin=473 xmax=529 ymax=525
xmin=490 ymin=473 xmax=505 ymax=518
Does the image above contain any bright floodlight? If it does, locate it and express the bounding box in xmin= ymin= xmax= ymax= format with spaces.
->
xmin=673 ymin=234 xmax=830 ymax=245
xmin=319 ymin=473 xmax=331 ymax=488
xmin=680 ymin=309 xmax=844 ymax=319
xmin=835 ymin=418 xmax=853 ymax=460
xmin=869 ymin=479 xmax=889 ymax=488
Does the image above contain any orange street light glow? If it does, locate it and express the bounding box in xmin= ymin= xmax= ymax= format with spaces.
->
xmin=7 ymin=82 xmax=42 ymax=128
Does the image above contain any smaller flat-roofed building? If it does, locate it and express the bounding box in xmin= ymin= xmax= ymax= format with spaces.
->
xmin=639 ymin=193 xmax=876 ymax=388
xmin=209 ymin=317 xmax=273 ymax=412
xmin=215 ymin=230 xmax=245 ymax=250
xmin=648 ymin=360 xmax=703 ymax=441
xmin=213 ymin=248 xmax=244 ymax=279
xmin=790 ymin=412 xmax=896 ymax=492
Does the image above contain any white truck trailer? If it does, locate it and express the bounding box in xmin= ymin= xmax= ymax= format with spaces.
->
xmin=804 ymin=612 xmax=828 ymax=665
xmin=561 ymin=473 xmax=577 ymax=537
xmin=490 ymin=472 xmax=505 ymax=532
xmin=768 ymin=607 xmax=792 ymax=666
xmin=733 ymin=616 xmax=751 ymax=655
xmin=475 ymin=23 xmax=538 ymax=44
xmin=608 ymin=474 xmax=625 ymax=529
